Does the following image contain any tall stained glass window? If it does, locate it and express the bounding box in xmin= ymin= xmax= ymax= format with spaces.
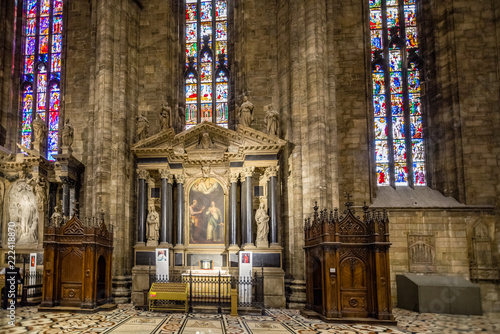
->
xmin=20 ymin=0 xmax=62 ymax=161
xmin=184 ymin=0 xmax=229 ymax=130
xmin=370 ymin=0 xmax=425 ymax=187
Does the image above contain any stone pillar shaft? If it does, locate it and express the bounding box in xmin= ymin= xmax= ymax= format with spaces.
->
xmin=230 ymin=180 xmax=238 ymax=245
xmin=176 ymin=180 xmax=185 ymax=245
xmin=137 ymin=178 xmax=146 ymax=243
xmin=62 ymin=182 xmax=70 ymax=217
xmin=269 ymin=175 xmax=278 ymax=244
xmin=245 ymin=175 xmax=253 ymax=244
xmin=240 ymin=178 xmax=246 ymax=245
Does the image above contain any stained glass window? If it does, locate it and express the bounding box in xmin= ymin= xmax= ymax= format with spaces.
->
xmin=370 ymin=0 xmax=425 ymax=187
xmin=20 ymin=0 xmax=62 ymax=161
xmin=184 ymin=0 xmax=229 ymax=130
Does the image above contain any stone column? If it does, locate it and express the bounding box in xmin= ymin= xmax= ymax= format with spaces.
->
xmin=159 ymin=168 xmax=174 ymax=245
xmin=243 ymin=166 xmax=255 ymax=246
xmin=137 ymin=169 xmax=149 ymax=244
xmin=229 ymin=172 xmax=239 ymax=246
xmin=240 ymin=173 xmax=247 ymax=245
xmin=175 ymin=174 xmax=186 ymax=245
xmin=266 ymin=166 xmax=279 ymax=245
xmin=61 ymin=178 xmax=71 ymax=218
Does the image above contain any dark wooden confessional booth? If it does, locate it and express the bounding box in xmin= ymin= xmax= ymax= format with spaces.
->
xmin=41 ymin=214 xmax=114 ymax=311
xmin=304 ymin=200 xmax=395 ymax=323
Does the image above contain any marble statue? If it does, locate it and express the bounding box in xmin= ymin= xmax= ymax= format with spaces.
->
xmin=264 ymin=105 xmax=279 ymax=136
xmin=160 ymin=103 xmax=171 ymax=131
xmin=32 ymin=113 xmax=48 ymax=144
xmin=238 ymin=96 xmax=254 ymax=127
xmin=8 ymin=181 xmax=38 ymax=244
xmin=136 ymin=110 xmax=150 ymax=141
xmin=50 ymin=206 xmax=63 ymax=227
xmin=255 ymin=202 xmax=269 ymax=245
xmin=197 ymin=132 xmax=214 ymax=149
xmin=34 ymin=177 xmax=46 ymax=207
xmin=61 ymin=118 xmax=74 ymax=147
xmin=146 ymin=204 xmax=160 ymax=242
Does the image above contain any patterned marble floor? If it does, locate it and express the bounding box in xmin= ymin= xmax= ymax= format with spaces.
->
xmin=1 ymin=304 xmax=499 ymax=334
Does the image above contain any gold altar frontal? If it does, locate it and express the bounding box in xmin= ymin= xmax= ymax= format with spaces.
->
xmin=148 ymin=282 xmax=188 ymax=312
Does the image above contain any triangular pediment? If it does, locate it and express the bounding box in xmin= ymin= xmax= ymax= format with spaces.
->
xmin=132 ymin=122 xmax=286 ymax=164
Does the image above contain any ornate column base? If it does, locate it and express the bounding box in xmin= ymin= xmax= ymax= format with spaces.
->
xmin=287 ymin=279 xmax=307 ymax=309
xmin=112 ymin=275 xmax=132 ymax=304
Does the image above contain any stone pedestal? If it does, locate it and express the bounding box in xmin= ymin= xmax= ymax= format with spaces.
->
xmin=263 ymin=268 xmax=286 ymax=308
xmin=112 ymin=275 xmax=132 ymax=304
xmin=287 ymin=279 xmax=307 ymax=309
xmin=256 ymin=240 xmax=269 ymax=248
xmin=146 ymin=240 xmax=159 ymax=248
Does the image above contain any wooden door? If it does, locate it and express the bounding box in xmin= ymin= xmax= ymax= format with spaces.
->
xmin=59 ymin=250 xmax=83 ymax=307
xmin=339 ymin=257 xmax=368 ymax=317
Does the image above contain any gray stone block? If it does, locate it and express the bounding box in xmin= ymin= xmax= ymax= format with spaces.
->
xmin=397 ymin=274 xmax=482 ymax=315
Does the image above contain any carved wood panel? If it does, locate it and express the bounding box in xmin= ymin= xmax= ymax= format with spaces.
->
xmin=340 ymin=257 xmax=368 ymax=317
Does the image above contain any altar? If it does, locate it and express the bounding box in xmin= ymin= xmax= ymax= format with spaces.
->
xmin=130 ymin=121 xmax=287 ymax=308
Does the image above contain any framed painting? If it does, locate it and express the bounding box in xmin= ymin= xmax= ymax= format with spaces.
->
xmin=188 ymin=178 xmax=225 ymax=245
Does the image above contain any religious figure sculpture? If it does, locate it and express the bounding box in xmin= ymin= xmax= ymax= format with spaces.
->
xmin=136 ymin=110 xmax=150 ymax=141
xmin=34 ymin=177 xmax=46 ymax=207
xmin=9 ymin=181 xmax=38 ymax=244
xmin=206 ymin=201 xmax=223 ymax=242
xmin=264 ymin=104 xmax=279 ymax=136
xmin=255 ymin=202 xmax=269 ymax=246
xmin=61 ymin=118 xmax=74 ymax=147
xmin=50 ymin=206 xmax=63 ymax=227
xmin=146 ymin=204 xmax=160 ymax=242
xmin=197 ymin=132 xmax=214 ymax=149
xmin=159 ymin=103 xmax=171 ymax=131
xmin=238 ymin=95 xmax=254 ymax=127
xmin=32 ymin=113 xmax=48 ymax=144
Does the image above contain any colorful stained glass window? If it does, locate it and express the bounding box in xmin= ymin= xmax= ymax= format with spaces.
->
xmin=184 ymin=0 xmax=230 ymax=129
xmin=370 ymin=0 xmax=426 ymax=186
xmin=20 ymin=0 xmax=63 ymax=161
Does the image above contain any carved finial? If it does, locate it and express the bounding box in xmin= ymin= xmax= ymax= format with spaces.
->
xmin=72 ymin=199 xmax=79 ymax=217
xmin=344 ymin=193 xmax=354 ymax=210
xmin=203 ymin=34 xmax=210 ymax=47
xmin=218 ymin=53 xmax=226 ymax=65
xmin=362 ymin=201 xmax=369 ymax=212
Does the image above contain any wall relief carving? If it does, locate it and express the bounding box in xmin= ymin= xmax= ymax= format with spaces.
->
xmin=408 ymin=234 xmax=436 ymax=273
xmin=8 ymin=180 xmax=39 ymax=244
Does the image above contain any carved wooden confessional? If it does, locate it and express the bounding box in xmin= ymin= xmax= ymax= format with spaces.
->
xmin=304 ymin=200 xmax=394 ymax=321
xmin=41 ymin=214 xmax=113 ymax=309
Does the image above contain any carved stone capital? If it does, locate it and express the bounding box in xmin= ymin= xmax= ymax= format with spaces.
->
xmin=242 ymin=166 xmax=255 ymax=178
xmin=137 ymin=169 xmax=149 ymax=180
xmin=229 ymin=172 xmax=239 ymax=183
xmin=146 ymin=176 xmax=155 ymax=185
xmin=175 ymin=174 xmax=186 ymax=184
xmin=158 ymin=168 xmax=171 ymax=179
xmin=265 ymin=166 xmax=279 ymax=178
xmin=167 ymin=174 xmax=175 ymax=184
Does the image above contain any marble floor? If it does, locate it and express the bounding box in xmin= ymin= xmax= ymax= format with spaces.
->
xmin=1 ymin=304 xmax=499 ymax=334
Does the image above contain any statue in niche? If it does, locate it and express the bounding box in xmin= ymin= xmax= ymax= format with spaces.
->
xmin=197 ymin=132 xmax=215 ymax=149
xmin=264 ymin=105 xmax=279 ymax=136
xmin=61 ymin=118 xmax=74 ymax=147
xmin=34 ymin=177 xmax=46 ymax=207
xmin=8 ymin=181 xmax=38 ymax=244
xmin=255 ymin=202 xmax=270 ymax=245
xmin=159 ymin=103 xmax=171 ymax=131
xmin=136 ymin=110 xmax=150 ymax=141
xmin=32 ymin=113 xmax=48 ymax=144
xmin=238 ymin=96 xmax=254 ymax=127
xmin=146 ymin=204 xmax=160 ymax=242
xmin=50 ymin=206 xmax=63 ymax=227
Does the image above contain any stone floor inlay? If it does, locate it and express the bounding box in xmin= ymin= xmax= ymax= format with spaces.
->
xmin=1 ymin=304 xmax=499 ymax=334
